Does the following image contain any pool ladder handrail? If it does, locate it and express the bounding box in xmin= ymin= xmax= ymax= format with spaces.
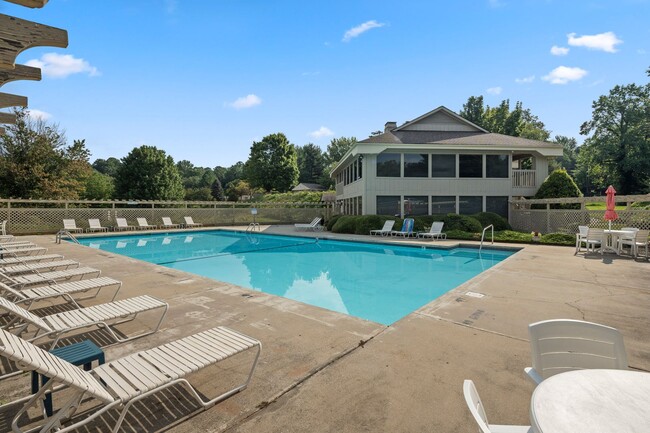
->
xmin=246 ymin=222 xmax=260 ymax=232
xmin=479 ymin=224 xmax=494 ymax=252
xmin=56 ymin=230 xmax=80 ymax=244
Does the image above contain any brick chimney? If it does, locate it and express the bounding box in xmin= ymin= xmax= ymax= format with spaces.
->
xmin=384 ymin=121 xmax=397 ymax=133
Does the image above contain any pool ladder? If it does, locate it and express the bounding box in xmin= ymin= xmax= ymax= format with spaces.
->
xmin=479 ymin=225 xmax=494 ymax=252
xmin=55 ymin=230 xmax=80 ymax=244
xmin=246 ymin=223 xmax=260 ymax=232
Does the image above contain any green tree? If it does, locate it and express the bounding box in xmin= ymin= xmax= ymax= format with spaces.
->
xmin=325 ymin=137 xmax=357 ymax=165
xmin=579 ymin=82 xmax=650 ymax=195
xmin=92 ymin=157 xmax=122 ymax=177
xmin=244 ymin=133 xmax=299 ymax=192
xmin=296 ymin=143 xmax=326 ymax=184
xmin=114 ymin=145 xmax=184 ymax=200
xmin=199 ymin=170 xmax=217 ymax=188
xmin=535 ymin=169 xmax=582 ymax=199
xmin=459 ymin=95 xmax=485 ymax=128
xmin=83 ymin=171 xmax=115 ymax=199
xmin=548 ymin=135 xmax=579 ymax=174
xmin=0 ymin=108 xmax=92 ymax=199
xmin=211 ymin=178 xmax=225 ymax=201
xmin=184 ymin=187 xmax=213 ymax=201
xmin=459 ymin=97 xmax=550 ymax=141
xmin=225 ymin=179 xmax=255 ymax=201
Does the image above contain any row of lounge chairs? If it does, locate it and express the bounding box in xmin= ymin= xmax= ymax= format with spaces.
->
xmin=0 ymin=236 xmax=261 ymax=432
xmin=63 ymin=216 xmax=203 ymax=233
xmin=369 ymin=219 xmax=448 ymax=240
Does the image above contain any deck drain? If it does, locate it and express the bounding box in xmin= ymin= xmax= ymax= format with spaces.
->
xmin=465 ymin=291 xmax=485 ymax=298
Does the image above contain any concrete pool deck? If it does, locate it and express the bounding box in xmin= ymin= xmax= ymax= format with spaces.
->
xmin=1 ymin=226 xmax=649 ymax=432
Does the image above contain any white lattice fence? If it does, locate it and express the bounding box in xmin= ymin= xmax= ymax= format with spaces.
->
xmin=1 ymin=199 xmax=328 ymax=234
xmin=510 ymin=194 xmax=650 ymax=234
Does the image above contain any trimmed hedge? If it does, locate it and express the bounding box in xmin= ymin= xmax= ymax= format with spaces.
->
xmin=471 ymin=212 xmax=511 ymax=231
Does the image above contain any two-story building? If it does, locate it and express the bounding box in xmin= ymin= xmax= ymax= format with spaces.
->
xmin=331 ymin=106 xmax=563 ymax=219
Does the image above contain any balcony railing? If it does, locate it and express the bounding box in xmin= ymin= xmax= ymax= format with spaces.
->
xmin=512 ymin=170 xmax=536 ymax=188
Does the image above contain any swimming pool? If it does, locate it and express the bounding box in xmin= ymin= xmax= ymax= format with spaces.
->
xmin=77 ymin=231 xmax=516 ymax=325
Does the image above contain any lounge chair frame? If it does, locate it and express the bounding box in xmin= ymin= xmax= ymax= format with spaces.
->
xmin=294 ymin=217 xmax=323 ymax=231
xmin=0 ymin=294 xmax=168 ymax=350
xmin=63 ymin=219 xmax=83 ymax=233
xmin=0 ymin=259 xmax=79 ymax=276
xmin=136 ymin=218 xmax=157 ymax=230
xmin=115 ymin=218 xmax=135 ymax=231
xmin=0 ymin=326 xmax=261 ymax=433
xmin=417 ymin=221 xmax=447 ymax=240
xmin=86 ymin=218 xmax=108 ymax=233
xmin=370 ymin=220 xmax=395 ymax=236
xmin=161 ymin=216 xmax=181 ymax=229
xmin=183 ymin=216 xmax=203 ymax=228
xmin=0 ymin=266 xmax=101 ymax=288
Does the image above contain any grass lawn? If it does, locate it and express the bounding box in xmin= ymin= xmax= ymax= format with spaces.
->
xmin=585 ymin=203 xmax=627 ymax=210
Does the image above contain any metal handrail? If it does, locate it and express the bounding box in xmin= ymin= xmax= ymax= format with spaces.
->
xmin=55 ymin=230 xmax=80 ymax=244
xmin=479 ymin=224 xmax=494 ymax=251
xmin=246 ymin=223 xmax=260 ymax=233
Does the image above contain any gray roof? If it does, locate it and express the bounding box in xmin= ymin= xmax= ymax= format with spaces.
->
xmin=292 ymin=183 xmax=326 ymax=192
xmin=360 ymin=130 xmax=560 ymax=149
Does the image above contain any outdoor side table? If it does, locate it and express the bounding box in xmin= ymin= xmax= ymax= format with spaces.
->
xmin=31 ymin=340 xmax=105 ymax=416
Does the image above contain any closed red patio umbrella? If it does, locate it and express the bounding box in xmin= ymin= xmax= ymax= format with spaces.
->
xmin=604 ymin=185 xmax=618 ymax=230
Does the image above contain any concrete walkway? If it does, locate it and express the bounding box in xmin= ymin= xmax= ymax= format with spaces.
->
xmin=1 ymin=227 xmax=648 ymax=432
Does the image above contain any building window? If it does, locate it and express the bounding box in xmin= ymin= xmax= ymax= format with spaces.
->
xmin=377 ymin=195 xmax=400 ymax=216
xmin=376 ymin=153 xmax=401 ymax=177
xmin=431 ymin=154 xmax=456 ymax=178
xmin=404 ymin=196 xmax=428 ymax=216
xmin=486 ymin=155 xmax=509 ymax=178
xmin=358 ymin=156 xmax=363 ymax=179
xmin=404 ymin=154 xmax=428 ymax=177
xmin=459 ymin=196 xmax=482 ymax=214
xmin=431 ymin=196 xmax=456 ymax=215
xmin=486 ymin=196 xmax=509 ymax=218
xmin=459 ymin=155 xmax=483 ymax=178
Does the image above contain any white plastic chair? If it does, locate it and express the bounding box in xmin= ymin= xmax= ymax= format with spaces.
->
xmin=87 ymin=218 xmax=108 ymax=232
xmin=136 ymin=217 xmax=157 ymax=230
xmin=582 ymin=227 xmax=604 ymax=254
xmin=115 ymin=217 xmax=135 ymax=231
xmin=618 ymin=228 xmax=645 ymax=257
xmin=184 ymin=216 xmax=203 ymax=227
xmin=370 ymin=220 xmax=395 ymax=236
xmin=161 ymin=216 xmax=180 ymax=229
xmin=62 ymin=219 xmax=83 ymax=233
xmin=524 ymin=319 xmax=628 ymax=385
xmin=463 ymin=380 xmax=532 ymax=433
xmin=418 ymin=221 xmax=447 ymax=240
xmin=574 ymin=225 xmax=589 ymax=254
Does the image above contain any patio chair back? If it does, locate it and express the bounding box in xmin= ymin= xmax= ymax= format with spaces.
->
xmin=526 ymin=319 xmax=627 ymax=383
xmin=1 ymin=220 xmax=6 ymax=236
xmin=116 ymin=218 xmax=129 ymax=228
xmin=63 ymin=219 xmax=78 ymax=231
xmin=463 ymin=380 xmax=491 ymax=433
xmin=88 ymin=219 xmax=103 ymax=229
xmin=162 ymin=217 xmax=174 ymax=226
xmin=430 ymin=221 xmax=444 ymax=234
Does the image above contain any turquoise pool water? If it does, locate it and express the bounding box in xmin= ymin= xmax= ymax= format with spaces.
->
xmin=77 ymin=231 xmax=515 ymax=325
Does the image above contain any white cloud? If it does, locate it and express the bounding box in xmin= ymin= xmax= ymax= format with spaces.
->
xmin=342 ymin=20 xmax=385 ymax=42
xmin=26 ymin=109 xmax=52 ymax=121
xmin=486 ymin=86 xmax=502 ymax=95
xmin=515 ymin=75 xmax=535 ymax=84
xmin=567 ymin=31 xmax=622 ymax=53
xmin=25 ymin=53 xmax=99 ymax=79
xmin=309 ymin=126 xmax=334 ymax=139
xmin=228 ymin=94 xmax=262 ymax=109
xmin=542 ymin=66 xmax=588 ymax=84
xmin=550 ymin=45 xmax=569 ymax=56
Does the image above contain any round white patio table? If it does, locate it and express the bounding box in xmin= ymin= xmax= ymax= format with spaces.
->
xmin=530 ymin=369 xmax=650 ymax=433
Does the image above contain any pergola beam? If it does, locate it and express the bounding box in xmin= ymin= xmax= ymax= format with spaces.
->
xmin=0 ymin=92 xmax=27 ymax=108
xmin=0 ymin=64 xmax=41 ymax=87
xmin=0 ymin=111 xmax=17 ymax=124
xmin=2 ymin=0 xmax=48 ymax=8
xmin=0 ymin=14 xmax=68 ymax=70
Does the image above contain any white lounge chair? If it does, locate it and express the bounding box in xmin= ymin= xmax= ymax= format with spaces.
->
xmin=0 ymin=244 xmax=47 ymax=256
xmin=0 ymin=326 xmax=260 ymax=433
xmin=136 ymin=217 xmax=157 ymax=230
xmin=184 ymin=216 xmax=203 ymax=228
xmin=417 ymin=221 xmax=447 ymax=240
xmin=161 ymin=216 xmax=180 ymax=229
xmin=0 ymin=253 xmax=64 ymax=266
xmin=115 ymin=217 xmax=135 ymax=231
xmin=390 ymin=218 xmax=415 ymax=237
xmin=0 ymin=277 xmax=122 ymax=308
xmin=294 ymin=217 xmax=323 ymax=231
xmin=0 ymin=266 xmax=101 ymax=288
xmin=463 ymin=380 xmax=532 ymax=433
xmin=0 ymin=259 xmax=79 ymax=276
xmin=524 ymin=319 xmax=628 ymax=385
xmin=87 ymin=218 xmax=109 ymax=232
xmin=0 ymin=294 xmax=167 ymax=349
xmin=370 ymin=220 xmax=395 ymax=236
xmin=0 ymin=239 xmax=35 ymax=248
xmin=0 ymin=220 xmax=8 ymax=237
xmin=63 ymin=219 xmax=84 ymax=233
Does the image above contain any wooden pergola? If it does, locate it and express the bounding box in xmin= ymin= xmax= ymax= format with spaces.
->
xmin=0 ymin=0 xmax=68 ymax=134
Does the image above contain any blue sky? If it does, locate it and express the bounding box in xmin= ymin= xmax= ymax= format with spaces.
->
xmin=2 ymin=0 xmax=648 ymax=168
